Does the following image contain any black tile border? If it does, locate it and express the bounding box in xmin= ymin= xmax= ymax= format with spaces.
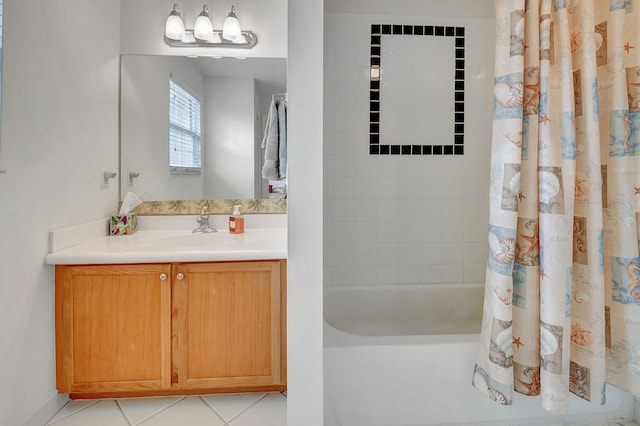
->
xmin=369 ymin=24 xmax=465 ymax=156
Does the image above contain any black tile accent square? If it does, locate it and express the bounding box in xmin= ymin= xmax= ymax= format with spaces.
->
xmin=368 ymin=24 xmax=466 ymax=157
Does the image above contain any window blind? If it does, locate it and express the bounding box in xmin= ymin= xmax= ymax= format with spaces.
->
xmin=169 ymin=80 xmax=201 ymax=174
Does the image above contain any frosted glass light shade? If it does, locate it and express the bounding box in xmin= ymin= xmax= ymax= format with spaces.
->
xmin=222 ymin=6 xmax=242 ymax=41
xmin=165 ymin=4 xmax=185 ymax=41
xmin=194 ymin=5 xmax=213 ymax=41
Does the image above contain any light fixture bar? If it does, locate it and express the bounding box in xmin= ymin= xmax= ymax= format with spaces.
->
xmin=164 ymin=29 xmax=257 ymax=49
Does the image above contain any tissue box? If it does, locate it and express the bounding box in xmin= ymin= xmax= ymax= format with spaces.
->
xmin=110 ymin=212 xmax=137 ymax=235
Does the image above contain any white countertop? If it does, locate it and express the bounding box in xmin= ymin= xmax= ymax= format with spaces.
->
xmin=45 ymin=215 xmax=287 ymax=265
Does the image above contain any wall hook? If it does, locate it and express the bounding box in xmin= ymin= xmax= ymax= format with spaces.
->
xmin=128 ymin=170 xmax=141 ymax=186
xmin=102 ymin=170 xmax=117 ymax=188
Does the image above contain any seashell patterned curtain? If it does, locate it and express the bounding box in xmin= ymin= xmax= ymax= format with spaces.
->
xmin=473 ymin=0 xmax=640 ymax=413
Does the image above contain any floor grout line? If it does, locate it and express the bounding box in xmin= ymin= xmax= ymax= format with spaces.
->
xmin=197 ymin=396 xmax=230 ymax=424
xmin=46 ymin=400 xmax=100 ymax=425
xmin=225 ymin=393 xmax=270 ymax=424
xmin=131 ymin=396 xmax=186 ymax=425
xmin=114 ymin=399 xmax=134 ymax=426
xmin=199 ymin=393 xmax=271 ymax=425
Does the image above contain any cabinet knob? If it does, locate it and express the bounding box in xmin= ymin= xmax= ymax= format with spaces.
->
xmin=176 ymin=273 xmax=185 ymax=280
xmin=160 ymin=273 xmax=167 ymax=281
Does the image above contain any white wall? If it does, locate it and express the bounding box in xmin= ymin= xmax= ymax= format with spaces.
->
xmin=120 ymin=55 xmax=206 ymax=200
xmin=323 ymin=7 xmax=494 ymax=290
xmin=0 ymin=0 xmax=121 ymax=425
xmin=203 ymin=77 xmax=256 ymax=199
xmin=287 ymin=0 xmax=324 ymax=424
xmin=121 ymin=0 xmax=287 ymax=58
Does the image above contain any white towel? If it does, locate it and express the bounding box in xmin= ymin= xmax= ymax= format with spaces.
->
xmin=277 ymin=100 xmax=287 ymax=178
xmin=261 ymin=100 xmax=280 ymax=179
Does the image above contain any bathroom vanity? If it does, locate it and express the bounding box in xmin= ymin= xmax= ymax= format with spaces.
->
xmin=46 ymin=217 xmax=287 ymax=399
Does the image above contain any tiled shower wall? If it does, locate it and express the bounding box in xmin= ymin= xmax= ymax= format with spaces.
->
xmin=323 ymin=11 xmax=495 ymax=288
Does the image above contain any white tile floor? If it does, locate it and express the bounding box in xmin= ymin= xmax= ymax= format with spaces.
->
xmin=46 ymin=392 xmax=286 ymax=426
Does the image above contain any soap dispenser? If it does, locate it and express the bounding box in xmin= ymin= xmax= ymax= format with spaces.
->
xmin=229 ymin=204 xmax=245 ymax=234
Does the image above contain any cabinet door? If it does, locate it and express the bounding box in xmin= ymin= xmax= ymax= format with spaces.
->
xmin=174 ymin=261 xmax=283 ymax=390
xmin=56 ymin=264 xmax=172 ymax=394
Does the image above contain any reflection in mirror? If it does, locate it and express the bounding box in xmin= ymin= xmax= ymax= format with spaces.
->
xmin=120 ymin=54 xmax=287 ymax=202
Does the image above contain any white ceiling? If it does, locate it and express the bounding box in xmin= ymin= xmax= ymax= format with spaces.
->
xmin=191 ymin=57 xmax=287 ymax=96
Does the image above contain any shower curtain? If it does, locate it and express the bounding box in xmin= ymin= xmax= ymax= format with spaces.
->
xmin=473 ymin=0 xmax=640 ymax=413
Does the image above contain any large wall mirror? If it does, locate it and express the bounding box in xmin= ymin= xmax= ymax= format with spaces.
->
xmin=120 ymin=54 xmax=287 ymax=213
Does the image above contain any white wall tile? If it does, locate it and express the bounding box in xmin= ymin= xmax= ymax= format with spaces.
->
xmin=442 ymin=198 xmax=465 ymax=221
xmin=324 ymin=11 xmax=494 ymax=288
xmin=333 ymin=266 xmax=357 ymax=285
xmin=442 ymin=265 xmax=464 ymax=283
xmin=355 ymin=266 xmax=381 ymax=284
xmin=421 ymin=243 xmax=443 ymax=265
xmin=332 ymin=244 xmax=357 ymax=266
xmin=422 ymin=265 xmax=444 ymax=283
xmin=442 ymin=221 xmax=464 ymax=242
xmin=421 ymin=223 xmax=444 ymax=243
xmin=355 ymin=221 xmax=379 ymax=243
xmin=332 ymin=177 xmax=356 ymax=199
xmin=464 ymin=264 xmax=486 ymax=283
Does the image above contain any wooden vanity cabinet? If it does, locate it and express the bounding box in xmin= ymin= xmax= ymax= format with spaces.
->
xmin=55 ymin=260 xmax=286 ymax=398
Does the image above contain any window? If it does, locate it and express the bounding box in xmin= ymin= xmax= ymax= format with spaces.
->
xmin=169 ymin=80 xmax=201 ymax=174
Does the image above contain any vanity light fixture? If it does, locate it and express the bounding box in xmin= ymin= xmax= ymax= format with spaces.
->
xmin=193 ymin=5 xmax=214 ymax=41
xmin=165 ymin=4 xmax=186 ymax=41
xmin=164 ymin=3 xmax=257 ymax=49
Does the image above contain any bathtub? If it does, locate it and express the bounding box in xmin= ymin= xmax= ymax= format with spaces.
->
xmin=323 ymin=283 xmax=634 ymax=426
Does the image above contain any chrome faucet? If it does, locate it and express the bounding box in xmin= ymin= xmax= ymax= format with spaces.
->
xmin=193 ymin=205 xmax=217 ymax=233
